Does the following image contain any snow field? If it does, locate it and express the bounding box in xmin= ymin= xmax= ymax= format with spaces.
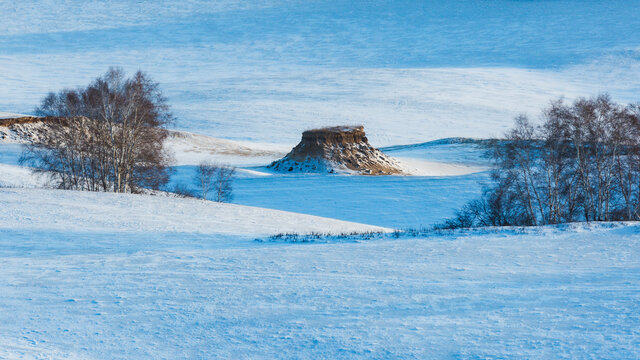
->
xmin=0 ymin=187 xmax=389 ymax=236
xmin=1 ymin=139 xmax=489 ymax=229
xmin=1 ymin=1 xmax=640 ymax=356
xmin=0 ymin=223 xmax=638 ymax=358
xmin=1 ymin=1 xmax=640 ymax=145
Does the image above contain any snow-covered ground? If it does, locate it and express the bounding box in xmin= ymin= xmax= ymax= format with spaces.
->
xmin=2 ymin=1 xmax=640 ymax=357
xmin=4 ymin=135 xmax=637 ymax=359
xmin=0 ymin=112 xmax=27 ymax=119
xmin=1 ymin=219 xmax=638 ymax=358
xmin=0 ymin=187 xmax=388 ymax=236
xmin=1 ymin=139 xmax=488 ymax=229
xmin=162 ymin=135 xmax=491 ymax=228
xmin=166 ymin=130 xmax=288 ymax=167
xmin=1 ymin=1 xmax=639 ymax=145
xmin=0 ymin=163 xmax=47 ymax=189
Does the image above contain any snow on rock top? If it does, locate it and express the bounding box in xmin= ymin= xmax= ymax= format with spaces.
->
xmin=0 ymin=112 xmax=29 ymax=119
xmin=268 ymin=125 xmax=403 ymax=175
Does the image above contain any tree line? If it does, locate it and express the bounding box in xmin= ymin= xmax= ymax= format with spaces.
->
xmin=441 ymin=94 xmax=640 ymax=228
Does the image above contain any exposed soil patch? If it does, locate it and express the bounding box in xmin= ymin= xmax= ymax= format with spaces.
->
xmin=0 ymin=116 xmax=63 ymax=143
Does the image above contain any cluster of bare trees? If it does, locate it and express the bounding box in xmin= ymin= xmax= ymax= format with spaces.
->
xmin=194 ymin=162 xmax=236 ymax=202
xmin=442 ymin=94 xmax=640 ymax=228
xmin=21 ymin=68 xmax=173 ymax=193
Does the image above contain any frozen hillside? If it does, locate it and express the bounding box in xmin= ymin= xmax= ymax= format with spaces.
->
xmin=1 ymin=217 xmax=638 ymax=358
xmin=0 ymin=112 xmax=27 ymax=119
xmin=0 ymin=187 xmax=388 ymax=236
xmin=165 ymin=130 xmax=288 ymax=167
xmin=1 ymin=1 xmax=639 ymax=145
xmin=1 ymin=2 xmax=639 ymax=357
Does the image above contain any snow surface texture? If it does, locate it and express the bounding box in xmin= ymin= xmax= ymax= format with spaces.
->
xmin=0 ymin=187 xmax=388 ymax=236
xmin=1 ymin=1 xmax=639 ymax=146
xmin=0 ymin=219 xmax=638 ymax=358
xmin=0 ymin=164 xmax=47 ymax=189
xmin=159 ymin=137 xmax=491 ymax=228
xmin=165 ymin=130 xmax=288 ymax=167
xmin=2 ymin=3 xmax=640 ymax=356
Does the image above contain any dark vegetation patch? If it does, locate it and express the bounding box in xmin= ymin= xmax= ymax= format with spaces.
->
xmin=440 ymin=94 xmax=640 ymax=229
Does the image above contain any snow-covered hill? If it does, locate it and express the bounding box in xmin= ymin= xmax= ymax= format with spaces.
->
xmin=1 ymin=219 xmax=638 ymax=358
xmin=166 ymin=130 xmax=288 ymax=167
xmin=0 ymin=112 xmax=27 ymax=119
xmin=0 ymin=133 xmax=489 ymax=229
xmin=0 ymin=187 xmax=389 ymax=236
xmin=1 ymin=2 xmax=639 ymax=356
xmin=1 ymin=1 xmax=639 ymax=145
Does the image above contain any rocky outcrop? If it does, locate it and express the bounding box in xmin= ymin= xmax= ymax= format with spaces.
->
xmin=0 ymin=116 xmax=60 ymax=143
xmin=268 ymin=126 xmax=403 ymax=175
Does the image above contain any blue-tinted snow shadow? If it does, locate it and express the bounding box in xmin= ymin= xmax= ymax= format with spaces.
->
xmin=0 ymin=143 xmax=25 ymax=166
xmin=0 ymin=229 xmax=252 ymax=258
xmin=168 ymin=158 xmax=490 ymax=229
xmin=168 ymin=139 xmax=491 ymax=229
xmin=232 ymin=172 xmax=489 ymax=229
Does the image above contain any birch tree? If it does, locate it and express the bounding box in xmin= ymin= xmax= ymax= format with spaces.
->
xmin=22 ymin=67 xmax=173 ymax=193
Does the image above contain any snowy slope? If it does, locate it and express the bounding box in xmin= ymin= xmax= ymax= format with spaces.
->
xmin=166 ymin=130 xmax=287 ymax=167
xmin=230 ymin=172 xmax=487 ymax=229
xmin=165 ymin=138 xmax=491 ymax=228
xmin=0 ymin=164 xmax=47 ymax=188
xmin=2 ymin=2 xmax=639 ymax=357
xmin=0 ymin=187 xmax=389 ymax=236
xmin=0 ymin=223 xmax=638 ymax=358
xmin=1 ymin=1 xmax=639 ymax=145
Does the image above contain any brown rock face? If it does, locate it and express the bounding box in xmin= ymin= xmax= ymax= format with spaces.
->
xmin=268 ymin=126 xmax=403 ymax=175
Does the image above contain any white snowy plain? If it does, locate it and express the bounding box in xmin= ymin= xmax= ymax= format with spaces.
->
xmin=2 ymin=1 xmax=640 ymax=146
xmin=0 ymin=202 xmax=638 ymax=358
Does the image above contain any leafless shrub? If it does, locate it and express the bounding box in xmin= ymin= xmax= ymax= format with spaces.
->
xmin=261 ymin=230 xmax=385 ymax=243
xmin=193 ymin=162 xmax=236 ymax=202
xmin=171 ymin=183 xmax=197 ymax=198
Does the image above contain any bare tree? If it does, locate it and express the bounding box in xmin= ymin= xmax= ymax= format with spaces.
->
xmin=194 ymin=162 xmax=216 ymax=200
xmin=193 ymin=162 xmax=236 ymax=202
xmin=212 ymin=164 xmax=236 ymax=203
xmin=21 ymin=68 xmax=173 ymax=193
xmin=441 ymin=94 xmax=640 ymax=228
